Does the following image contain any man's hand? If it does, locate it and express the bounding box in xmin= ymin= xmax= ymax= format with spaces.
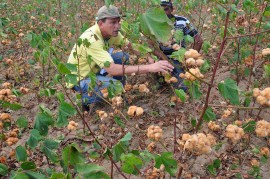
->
xmin=149 ymin=60 xmax=174 ymax=73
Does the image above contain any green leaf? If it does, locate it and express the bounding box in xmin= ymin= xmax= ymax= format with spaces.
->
xmin=39 ymin=88 xmax=56 ymax=97
xmin=112 ymin=143 xmax=126 ymax=162
xmin=252 ymin=147 xmax=260 ymax=154
xmin=12 ymin=89 xmax=21 ymax=97
xmin=263 ymin=22 xmax=270 ymax=30
xmin=41 ymin=139 xmax=60 ymax=163
xmin=16 ymin=116 xmax=28 ymax=128
xmin=104 ymin=61 xmax=111 ymax=68
xmin=139 ymin=7 xmax=173 ymax=43
xmin=88 ymin=72 xmax=97 ymax=89
xmin=83 ymin=38 xmax=91 ymax=48
xmin=81 ymin=23 xmax=90 ymax=33
xmin=93 ymin=141 xmax=101 ymax=150
xmin=213 ymin=159 xmax=221 ymax=168
xmin=244 ymin=97 xmax=251 ymax=107
xmin=65 ymin=74 xmax=77 ymax=86
xmin=16 ymin=146 xmax=28 ymax=162
xmin=107 ymin=80 xmax=123 ymax=98
xmin=39 ymin=105 xmax=53 ymax=116
xmin=27 ymin=129 xmax=43 ymax=149
xmin=190 ymin=81 xmax=202 ymax=99
xmin=207 ymin=164 xmax=216 ymax=175
xmin=191 ymin=119 xmax=197 ymax=127
xmin=57 ymin=102 xmax=77 ymax=127
xmin=242 ymin=120 xmax=256 ymax=132
xmin=260 ymin=156 xmax=268 ymax=164
xmin=45 ymin=166 xmax=55 ymax=176
xmin=184 ymin=35 xmax=194 ymax=44
xmin=77 ymin=38 xmax=83 ymax=47
xmin=218 ymin=78 xmax=240 ymax=105
xmin=202 ymin=41 xmax=211 ymax=53
xmin=41 ymin=32 xmax=52 ymax=43
xmin=203 ymin=107 xmax=216 ymax=122
xmin=263 ymin=6 xmax=270 ymax=17
xmin=49 ymin=173 xmax=66 ymax=179
xmin=62 ymin=144 xmax=85 ymax=166
xmin=248 ymin=166 xmax=260 ymax=176
xmin=83 ymin=171 xmax=110 ymax=179
xmin=42 ymin=147 xmax=58 ymax=163
xmin=140 ymin=151 xmax=155 ymax=163
xmin=0 ymin=17 xmax=9 ymax=28
xmin=53 ymin=74 xmax=62 ymax=83
xmin=57 ymin=63 xmax=71 ymax=74
xmin=243 ymin=0 xmax=254 ymax=9
xmin=44 ymin=139 xmax=59 ymax=150
xmin=120 ymin=21 xmax=129 ymax=34
xmin=174 ymin=30 xmax=184 ymax=43
xmin=155 ymin=152 xmax=177 ymax=176
xmin=103 ymin=147 xmax=112 ymax=159
xmin=230 ymin=164 xmax=239 ymax=170
xmin=114 ymin=116 xmax=125 ymax=128
xmin=56 ymin=92 xmax=65 ymax=103
xmin=175 ymin=89 xmax=186 ymax=102
xmin=244 ymin=67 xmax=250 ymax=77
xmin=89 ymin=150 xmax=100 ymax=159
xmin=120 ymin=132 xmax=132 ymax=142
xmin=132 ymin=43 xmax=152 ymax=55
xmin=231 ymin=4 xmax=239 ymax=12
xmin=25 ymin=171 xmax=46 ymax=179
xmin=120 ymin=153 xmax=143 ymax=175
xmin=200 ymin=59 xmax=210 ymax=73
xmin=87 ymin=55 xmax=93 ymax=64
xmin=21 ymin=161 xmax=36 ymax=170
xmin=0 ymin=163 xmax=8 ymax=176
xmin=131 ymin=150 xmax=140 ymax=156
xmin=263 ymin=64 xmax=270 ymax=78
xmin=170 ymin=48 xmax=186 ymax=62
xmin=34 ymin=112 xmax=54 ymax=136
xmin=236 ymin=173 xmax=242 ymax=179
xmin=105 ymin=0 xmax=112 ymax=7
xmin=10 ymin=172 xmax=29 ymax=179
xmin=1 ymin=101 xmax=22 ymax=110
xmin=76 ymin=163 xmax=109 ymax=178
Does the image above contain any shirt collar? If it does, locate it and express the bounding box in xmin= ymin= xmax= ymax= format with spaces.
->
xmin=93 ymin=23 xmax=108 ymax=41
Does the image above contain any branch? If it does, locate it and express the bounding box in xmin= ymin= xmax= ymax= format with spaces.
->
xmin=208 ymin=104 xmax=269 ymax=110
xmin=226 ymin=29 xmax=270 ymax=40
xmin=195 ymin=10 xmax=231 ymax=132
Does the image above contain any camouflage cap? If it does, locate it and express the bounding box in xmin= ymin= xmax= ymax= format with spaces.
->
xmin=96 ymin=5 xmax=121 ymax=21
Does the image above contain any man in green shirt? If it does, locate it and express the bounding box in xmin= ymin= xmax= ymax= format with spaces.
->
xmin=67 ymin=5 xmax=174 ymax=110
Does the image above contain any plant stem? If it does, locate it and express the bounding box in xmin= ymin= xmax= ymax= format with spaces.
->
xmin=111 ymin=157 xmax=114 ymax=179
xmin=246 ymin=2 xmax=268 ymax=91
xmin=158 ymin=141 xmax=169 ymax=152
xmin=109 ymin=155 xmax=128 ymax=179
xmin=226 ymin=29 xmax=270 ymax=40
xmin=195 ymin=10 xmax=231 ymax=133
xmin=208 ymin=103 xmax=267 ymax=110
xmin=236 ymin=38 xmax=241 ymax=86
xmin=170 ymin=85 xmax=178 ymax=154
xmin=177 ymin=166 xmax=183 ymax=179
xmin=255 ymin=107 xmax=263 ymax=121
xmin=236 ymin=38 xmax=241 ymax=119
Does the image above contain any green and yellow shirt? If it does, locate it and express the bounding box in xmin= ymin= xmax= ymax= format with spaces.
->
xmin=67 ymin=23 xmax=127 ymax=88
